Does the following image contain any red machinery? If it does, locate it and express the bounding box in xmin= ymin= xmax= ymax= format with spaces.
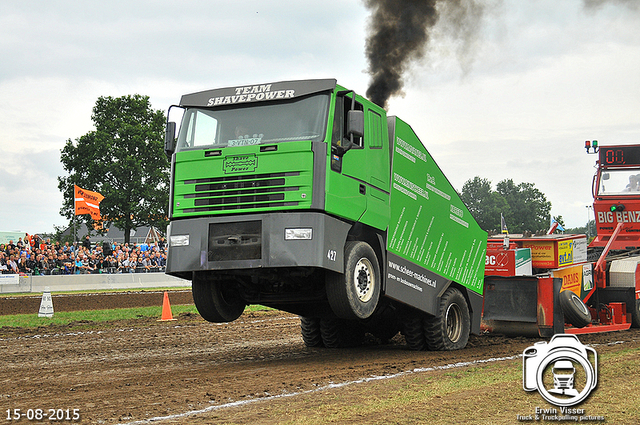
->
xmin=482 ymin=142 xmax=640 ymax=337
xmin=590 ymin=144 xmax=640 ymax=251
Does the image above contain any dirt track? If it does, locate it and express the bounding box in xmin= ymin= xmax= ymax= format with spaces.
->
xmin=1 ymin=292 xmax=639 ymax=424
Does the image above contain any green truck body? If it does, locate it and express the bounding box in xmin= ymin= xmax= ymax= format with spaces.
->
xmin=165 ymin=79 xmax=487 ymax=350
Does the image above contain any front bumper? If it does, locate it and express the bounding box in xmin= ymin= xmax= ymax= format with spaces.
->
xmin=166 ymin=212 xmax=351 ymax=277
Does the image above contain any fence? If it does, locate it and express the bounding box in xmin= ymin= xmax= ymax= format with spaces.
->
xmin=0 ymin=273 xmax=191 ymax=294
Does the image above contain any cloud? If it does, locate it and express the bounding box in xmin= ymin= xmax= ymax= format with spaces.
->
xmin=1 ymin=0 xmax=639 ymax=232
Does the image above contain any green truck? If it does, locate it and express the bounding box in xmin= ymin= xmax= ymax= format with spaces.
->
xmin=164 ymin=79 xmax=487 ymax=350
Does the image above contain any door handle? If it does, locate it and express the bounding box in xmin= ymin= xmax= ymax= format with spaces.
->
xmin=359 ymin=184 xmax=366 ymax=195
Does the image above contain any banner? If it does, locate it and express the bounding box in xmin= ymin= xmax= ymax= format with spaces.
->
xmin=74 ymin=185 xmax=104 ymax=220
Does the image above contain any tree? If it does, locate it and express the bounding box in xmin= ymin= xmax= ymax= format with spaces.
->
xmin=460 ymin=177 xmax=552 ymax=234
xmin=58 ymin=94 xmax=169 ymax=243
xmin=460 ymin=177 xmax=508 ymax=232
xmin=496 ymin=179 xmax=551 ymax=233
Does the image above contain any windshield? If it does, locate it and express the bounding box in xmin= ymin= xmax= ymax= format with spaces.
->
xmin=598 ymin=168 xmax=640 ymax=195
xmin=176 ymin=93 xmax=329 ymax=151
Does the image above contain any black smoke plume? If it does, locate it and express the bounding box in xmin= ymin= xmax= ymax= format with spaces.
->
xmin=364 ymin=0 xmax=438 ymax=109
xmin=364 ymin=0 xmax=487 ymax=109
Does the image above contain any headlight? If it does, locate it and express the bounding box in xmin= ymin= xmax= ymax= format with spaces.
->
xmin=170 ymin=234 xmax=190 ymax=247
xmin=285 ymin=228 xmax=313 ymax=240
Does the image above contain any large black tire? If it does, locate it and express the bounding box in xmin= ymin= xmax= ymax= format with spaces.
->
xmin=559 ymin=290 xmax=592 ymax=328
xmin=402 ymin=311 xmax=428 ymax=351
xmin=326 ymin=241 xmax=381 ymax=320
xmin=192 ymin=274 xmax=246 ymax=323
xmin=320 ymin=318 xmax=365 ymax=348
xmin=300 ymin=317 xmax=323 ymax=347
xmin=631 ymin=299 xmax=640 ymax=328
xmin=424 ymin=287 xmax=471 ymax=351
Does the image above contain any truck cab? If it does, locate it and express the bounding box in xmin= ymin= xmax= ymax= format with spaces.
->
xmin=590 ymin=144 xmax=640 ymax=250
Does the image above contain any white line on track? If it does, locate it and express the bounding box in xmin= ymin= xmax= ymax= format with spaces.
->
xmin=120 ymin=336 xmax=639 ymax=424
xmin=121 ymin=354 xmax=520 ymax=424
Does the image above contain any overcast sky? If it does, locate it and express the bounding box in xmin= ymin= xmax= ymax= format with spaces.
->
xmin=1 ymin=0 xmax=639 ymax=234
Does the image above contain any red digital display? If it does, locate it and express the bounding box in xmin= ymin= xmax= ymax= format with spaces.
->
xmin=599 ymin=146 xmax=640 ymax=166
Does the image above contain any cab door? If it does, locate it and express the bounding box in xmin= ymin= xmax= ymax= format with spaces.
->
xmin=325 ymin=93 xmax=390 ymax=230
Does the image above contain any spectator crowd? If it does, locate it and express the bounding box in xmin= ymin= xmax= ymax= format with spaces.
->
xmin=0 ymin=234 xmax=168 ymax=275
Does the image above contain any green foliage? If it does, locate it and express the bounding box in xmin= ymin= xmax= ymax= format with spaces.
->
xmin=497 ymin=179 xmax=551 ymax=233
xmin=58 ymin=95 xmax=169 ymax=242
xmin=461 ymin=177 xmax=551 ymax=233
xmin=565 ymin=219 xmax=596 ymax=238
xmin=460 ymin=177 xmax=509 ymax=232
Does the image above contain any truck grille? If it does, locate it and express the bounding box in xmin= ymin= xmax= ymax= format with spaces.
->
xmin=182 ymin=172 xmax=300 ymax=213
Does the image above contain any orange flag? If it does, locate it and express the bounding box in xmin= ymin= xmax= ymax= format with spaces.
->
xmin=74 ymin=185 xmax=105 ymax=220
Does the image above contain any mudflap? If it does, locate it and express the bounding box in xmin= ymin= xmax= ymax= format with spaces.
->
xmin=482 ymin=276 xmax=564 ymax=337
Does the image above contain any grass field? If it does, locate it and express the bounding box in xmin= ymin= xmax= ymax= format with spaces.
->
xmin=0 ymin=304 xmax=272 ymax=330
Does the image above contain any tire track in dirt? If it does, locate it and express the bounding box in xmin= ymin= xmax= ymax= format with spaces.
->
xmin=2 ymin=292 xmax=640 ymax=424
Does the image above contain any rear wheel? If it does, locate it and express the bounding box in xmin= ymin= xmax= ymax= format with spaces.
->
xmin=320 ymin=318 xmax=365 ymax=348
xmin=192 ymin=274 xmax=246 ymax=323
xmin=326 ymin=241 xmax=381 ymax=320
xmin=424 ymin=287 xmax=471 ymax=351
xmin=559 ymin=290 xmax=591 ymax=328
xmin=300 ymin=317 xmax=323 ymax=347
xmin=402 ymin=311 xmax=427 ymax=351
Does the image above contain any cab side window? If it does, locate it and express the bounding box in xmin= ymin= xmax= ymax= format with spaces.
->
xmin=332 ymin=95 xmax=364 ymax=148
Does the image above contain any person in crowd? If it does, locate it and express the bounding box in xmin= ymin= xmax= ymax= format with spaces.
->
xmin=128 ymin=254 xmax=139 ymax=273
xmin=117 ymin=253 xmax=127 ymax=273
xmin=26 ymin=253 xmax=37 ymax=273
xmin=18 ymin=254 xmax=32 ymax=274
xmin=82 ymin=235 xmax=92 ymax=251
xmin=95 ymin=256 xmax=105 ymax=274
xmin=140 ymin=252 xmax=153 ymax=272
xmin=6 ymin=240 xmax=16 ymax=253
xmin=54 ymin=254 xmax=65 ymax=275
xmin=45 ymin=254 xmax=56 ymax=275
xmin=106 ymin=256 xmax=117 ymax=273
xmin=0 ymin=252 xmax=8 ymax=273
xmin=8 ymin=255 xmax=19 ymax=274
xmin=75 ymin=254 xmax=87 ymax=274
xmin=85 ymin=254 xmax=97 ymax=274
xmin=63 ymin=253 xmax=75 ymax=274
xmin=149 ymin=252 xmax=160 ymax=272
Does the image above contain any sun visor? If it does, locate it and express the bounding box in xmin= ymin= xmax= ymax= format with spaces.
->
xmin=180 ymin=79 xmax=337 ymax=108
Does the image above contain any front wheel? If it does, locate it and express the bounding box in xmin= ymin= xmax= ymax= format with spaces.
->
xmin=326 ymin=241 xmax=381 ymax=320
xmin=192 ymin=274 xmax=246 ymax=323
xmin=424 ymin=287 xmax=471 ymax=351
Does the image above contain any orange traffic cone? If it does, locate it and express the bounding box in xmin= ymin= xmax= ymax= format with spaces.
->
xmin=158 ymin=291 xmax=177 ymax=321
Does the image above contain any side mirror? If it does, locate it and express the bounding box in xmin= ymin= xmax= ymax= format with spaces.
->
xmin=347 ymin=110 xmax=364 ymax=138
xmin=164 ymin=121 xmax=176 ymax=158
